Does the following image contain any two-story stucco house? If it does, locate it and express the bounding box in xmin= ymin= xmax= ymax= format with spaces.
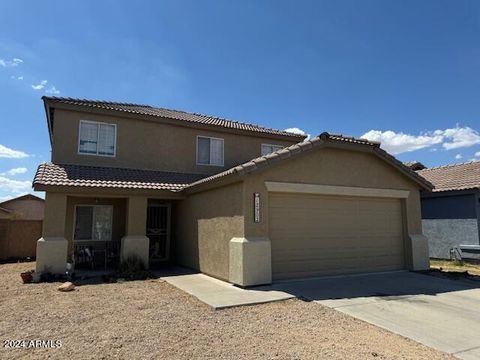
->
xmin=33 ymin=96 xmax=433 ymax=286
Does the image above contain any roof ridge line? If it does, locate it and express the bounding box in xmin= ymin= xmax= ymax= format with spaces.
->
xmin=419 ymin=159 xmax=479 ymax=171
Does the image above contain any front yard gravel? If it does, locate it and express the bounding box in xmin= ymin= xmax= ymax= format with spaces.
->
xmin=0 ymin=262 xmax=453 ymax=359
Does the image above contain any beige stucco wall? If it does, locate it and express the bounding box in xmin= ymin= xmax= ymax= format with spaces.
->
xmin=241 ymin=146 xmax=425 ymax=270
xmin=51 ymin=108 xmax=298 ymax=175
xmin=173 ymin=182 xmax=245 ymax=281
xmin=0 ymin=198 xmax=44 ymax=220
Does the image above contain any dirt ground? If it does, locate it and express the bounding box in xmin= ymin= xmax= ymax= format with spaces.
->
xmin=0 ymin=262 xmax=453 ymax=360
xmin=430 ymin=258 xmax=480 ymax=276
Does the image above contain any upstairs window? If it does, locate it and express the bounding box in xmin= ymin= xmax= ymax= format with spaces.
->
xmin=197 ymin=136 xmax=224 ymax=166
xmin=261 ymin=144 xmax=284 ymax=156
xmin=78 ymin=120 xmax=116 ymax=156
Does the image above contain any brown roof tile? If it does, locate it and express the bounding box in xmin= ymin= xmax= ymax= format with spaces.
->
xmin=33 ymin=163 xmax=207 ymax=191
xmin=34 ymin=133 xmax=433 ymax=193
xmin=417 ymin=161 xmax=480 ymax=192
xmin=43 ymin=96 xmax=305 ymax=140
xmin=186 ymin=132 xmax=432 ymax=191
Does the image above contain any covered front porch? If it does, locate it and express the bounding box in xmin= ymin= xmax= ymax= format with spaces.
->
xmin=35 ymin=192 xmax=175 ymax=276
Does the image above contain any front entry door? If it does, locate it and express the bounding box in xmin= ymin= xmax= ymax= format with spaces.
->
xmin=146 ymin=204 xmax=170 ymax=262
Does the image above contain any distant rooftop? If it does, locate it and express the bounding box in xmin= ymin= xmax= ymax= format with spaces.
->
xmin=404 ymin=161 xmax=427 ymax=171
xmin=417 ymin=161 xmax=480 ymax=192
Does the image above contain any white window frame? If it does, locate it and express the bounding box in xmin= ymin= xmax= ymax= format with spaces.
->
xmin=196 ymin=135 xmax=225 ymax=166
xmin=73 ymin=205 xmax=114 ymax=242
xmin=78 ymin=120 xmax=117 ymax=157
xmin=261 ymin=143 xmax=284 ymax=156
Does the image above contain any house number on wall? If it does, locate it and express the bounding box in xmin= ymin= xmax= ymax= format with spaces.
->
xmin=254 ymin=193 xmax=261 ymax=223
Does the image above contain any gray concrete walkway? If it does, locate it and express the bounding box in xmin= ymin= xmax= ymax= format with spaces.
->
xmin=161 ymin=273 xmax=294 ymax=309
xmin=267 ymin=271 xmax=480 ymax=360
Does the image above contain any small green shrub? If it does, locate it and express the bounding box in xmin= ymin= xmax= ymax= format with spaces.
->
xmin=118 ymin=255 xmax=151 ymax=281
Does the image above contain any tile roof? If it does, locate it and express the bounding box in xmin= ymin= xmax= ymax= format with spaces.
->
xmin=33 ymin=163 xmax=207 ymax=191
xmin=417 ymin=161 xmax=480 ymax=192
xmin=34 ymin=133 xmax=432 ymax=193
xmin=43 ymin=96 xmax=305 ymax=140
xmin=0 ymin=194 xmax=44 ymax=207
xmin=186 ymin=132 xmax=432 ymax=191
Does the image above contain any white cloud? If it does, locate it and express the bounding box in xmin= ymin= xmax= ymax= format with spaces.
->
xmin=0 ymin=144 xmax=29 ymax=158
xmin=3 ymin=167 xmax=28 ymax=176
xmin=0 ymin=57 xmax=23 ymax=67
xmin=10 ymin=75 xmax=23 ymax=80
xmin=361 ymin=126 xmax=480 ymax=155
xmin=440 ymin=126 xmax=480 ymax=150
xmin=475 ymin=151 xmax=480 ymax=158
xmin=455 ymin=154 xmax=462 ymax=160
xmin=0 ymin=195 xmax=14 ymax=202
xmin=285 ymin=127 xmax=310 ymax=140
xmin=31 ymin=80 xmax=48 ymax=90
xmin=45 ymin=85 xmax=60 ymax=95
xmin=361 ymin=130 xmax=443 ymax=154
xmin=0 ymin=176 xmax=31 ymax=193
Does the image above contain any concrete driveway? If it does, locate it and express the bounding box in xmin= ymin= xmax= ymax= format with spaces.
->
xmin=266 ymin=271 xmax=480 ymax=359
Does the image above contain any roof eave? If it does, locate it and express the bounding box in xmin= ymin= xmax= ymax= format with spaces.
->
xmin=42 ymin=96 xmax=54 ymax=146
xmin=42 ymin=98 xmax=306 ymax=142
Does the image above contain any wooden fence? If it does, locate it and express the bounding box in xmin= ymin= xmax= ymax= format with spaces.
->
xmin=0 ymin=219 xmax=42 ymax=260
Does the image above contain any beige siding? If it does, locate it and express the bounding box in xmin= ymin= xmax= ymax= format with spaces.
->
xmin=174 ymin=182 xmax=245 ymax=281
xmin=51 ymin=109 xmax=298 ymax=175
xmin=269 ymin=193 xmax=405 ymax=280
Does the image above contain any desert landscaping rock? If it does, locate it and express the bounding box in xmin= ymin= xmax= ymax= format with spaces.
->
xmin=0 ymin=262 xmax=454 ymax=359
xmin=57 ymin=281 xmax=75 ymax=292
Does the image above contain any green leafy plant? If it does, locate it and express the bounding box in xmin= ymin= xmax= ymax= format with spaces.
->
xmin=118 ymin=255 xmax=151 ymax=281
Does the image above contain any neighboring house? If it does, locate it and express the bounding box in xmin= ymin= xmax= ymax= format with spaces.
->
xmin=33 ymin=96 xmax=432 ymax=286
xmin=0 ymin=194 xmax=45 ymax=260
xmin=416 ymin=161 xmax=480 ymax=259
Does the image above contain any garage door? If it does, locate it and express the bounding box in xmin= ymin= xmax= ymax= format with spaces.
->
xmin=269 ymin=193 xmax=405 ymax=280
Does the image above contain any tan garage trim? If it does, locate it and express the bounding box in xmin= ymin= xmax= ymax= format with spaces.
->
xmin=265 ymin=181 xmax=410 ymax=199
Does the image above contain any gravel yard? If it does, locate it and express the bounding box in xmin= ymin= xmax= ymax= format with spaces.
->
xmin=0 ymin=262 xmax=453 ymax=360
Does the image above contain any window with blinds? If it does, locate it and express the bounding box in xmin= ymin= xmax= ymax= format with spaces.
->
xmin=74 ymin=205 xmax=113 ymax=241
xmin=78 ymin=120 xmax=116 ymax=156
xmin=261 ymin=144 xmax=284 ymax=156
xmin=197 ymin=136 xmax=224 ymax=166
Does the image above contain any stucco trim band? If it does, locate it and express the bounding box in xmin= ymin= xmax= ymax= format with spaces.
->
xmin=265 ymin=181 xmax=410 ymax=199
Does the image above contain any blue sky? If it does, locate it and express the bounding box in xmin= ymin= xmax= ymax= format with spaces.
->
xmin=1 ymin=0 xmax=479 ymax=201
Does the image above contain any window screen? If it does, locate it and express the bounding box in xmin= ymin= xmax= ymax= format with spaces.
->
xmin=79 ymin=121 xmax=116 ymax=156
xmin=197 ymin=137 xmax=224 ymax=166
xmin=74 ymin=206 xmax=113 ymax=241
xmin=261 ymin=144 xmax=283 ymax=156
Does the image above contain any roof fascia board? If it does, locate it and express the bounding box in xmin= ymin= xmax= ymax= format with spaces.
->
xmin=33 ymin=184 xmax=186 ymax=198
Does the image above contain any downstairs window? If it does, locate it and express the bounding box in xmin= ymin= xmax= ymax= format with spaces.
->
xmin=74 ymin=205 xmax=113 ymax=241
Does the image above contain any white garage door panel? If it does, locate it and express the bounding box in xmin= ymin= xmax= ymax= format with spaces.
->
xmin=269 ymin=193 xmax=405 ymax=280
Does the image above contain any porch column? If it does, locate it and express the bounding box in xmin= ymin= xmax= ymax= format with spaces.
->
xmin=35 ymin=193 xmax=68 ymax=277
xmin=120 ymin=196 xmax=149 ymax=268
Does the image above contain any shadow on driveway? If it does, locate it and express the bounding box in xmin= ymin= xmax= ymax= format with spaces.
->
xmin=259 ymin=270 xmax=480 ymax=301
